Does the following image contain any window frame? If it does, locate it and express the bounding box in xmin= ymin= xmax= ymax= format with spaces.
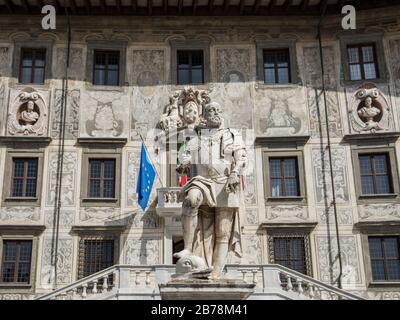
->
xmin=85 ymin=41 xmax=127 ymax=89
xmin=262 ymin=48 xmax=292 ymax=85
xmin=2 ymin=150 xmax=44 ymax=207
xmin=11 ymin=158 xmax=39 ymax=199
xmin=176 ymin=50 xmax=204 ymax=85
xmin=80 ymin=148 xmax=121 ymax=207
xmin=262 ymin=150 xmax=306 ymax=203
xmin=358 ymin=153 xmax=393 ymax=196
xmin=12 ymin=40 xmax=53 ymax=86
xmin=0 ymin=240 xmax=33 ymax=284
xmin=92 ymin=50 xmax=120 ymax=86
xmin=256 ymin=39 xmax=300 ymax=87
xmin=267 ymin=233 xmax=313 ymax=277
xmin=351 ymin=147 xmax=400 ymax=203
xmin=88 ymin=158 xmax=116 ymax=199
xmin=169 ymin=39 xmax=211 ymax=85
xmin=368 ymin=236 xmax=400 ymax=282
xmin=339 ymin=34 xmax=388 ymax=84
xmin=19 ymin=48 xmax=46 ymax=85
xmin=346 ymin=43 xmax=379 ymax=81
xmin=78 ymin=235 xmax=117 ymax=280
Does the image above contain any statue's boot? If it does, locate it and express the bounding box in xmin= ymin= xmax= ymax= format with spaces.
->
xmin=173 ymin=212 xmax=197 ymax=259
xmin=210 ymin=242 xmax=228 ymax=280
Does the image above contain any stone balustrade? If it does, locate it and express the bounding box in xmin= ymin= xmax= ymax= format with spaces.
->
xmin=36 ymin=264 xmax=365 ymax=300
xmin=156 ymin=187 xmax=182 ymax=217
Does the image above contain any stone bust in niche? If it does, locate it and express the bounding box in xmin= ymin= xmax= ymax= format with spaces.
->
xmin=357 ymin=96 xmax=381 ymax=131
xmin=19 ymin=101 xmax=39 ymax=126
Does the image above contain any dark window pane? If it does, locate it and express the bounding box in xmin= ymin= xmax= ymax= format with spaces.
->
xmin=362 ymin=46 xmax=374 ymax=62
xmin=12 ymin=158 xmax=38 ymax=197
xmin=1 ymin=241 xmax=32 ymax=283
xmin=263 ymin=49 xmax=290 ymax=84
xmin=364 ymin=63 xmax=377 ymax=79
xmin=178 ymin=69 xmax=189 ymax=85
xmin=361 ymin=176 xmax=374 ymax=195
xmin=385 ymin=238 xmax=399 ymax=259
xmin=273 ymin=237 xmax=308 ymax=275
xmin=107 ymin=70 xmax=119 ymax=86
xmin=82 ymin=239 xmax=114 ymax=278
xmin=22 ymin=51 xmax=33 ymax=67
xmin=33 ymin=68 xmax=45 ymax=84
xmin=269 ymin=160 xmax=281 ymax=178
xmin=375 ymin=175 xmax=391 ymax=194
xmin=387 ymin=261 xmax=400 ymax=280
xmin=285 ymin=179 xmax=298 ymax=197
xmin=177 ymin=50 xmax=204 ymax=85
xmin=369 ymin=238 xmax=383 ymax=259
xmin=347 ymin=47 xmax=359 ymax=63
xmin=89 ymin=180 xmax=101 ymax=198
xmin=20 ymin=68 xmax=32 ymax=84
xmin=350 ymin=64 xmax=362 ymax=80
xmin=359 ymin=156 xmax=372 ymax=175
xmin=371 ymin=260 xmax=386 ymax=281
xmin=284 ymin=159 xmax=296 ymax=177
xmin=93 ymin=51 xmax=120 ymax=86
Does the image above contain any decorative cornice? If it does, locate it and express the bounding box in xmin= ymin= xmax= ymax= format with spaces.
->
xmin=343 ymin=132 xmax=400 ymax=143
xmin=255 ymin=135 xmax=310 ymax=146
xmin=355 ymin=220 xmax=400 ymax=233
xmin=0 ymin=225 xmax=46 ymax=235
xmin=260 ymin=221 xmax=318 ymax=231
xmin=71 ymin=225 xmax=127 ymax=233
xmin=77 ymin=137 xmax=127 ymax=146
xmin=0 ymin=136 xmax=52 ymax=145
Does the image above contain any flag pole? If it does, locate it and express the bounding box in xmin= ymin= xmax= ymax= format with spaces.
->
xmin=138 ymin=132 xmax=165 ymax=188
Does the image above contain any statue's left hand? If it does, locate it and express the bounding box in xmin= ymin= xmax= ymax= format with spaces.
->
xmin=226 ymin=172 xmax=240 ymax=193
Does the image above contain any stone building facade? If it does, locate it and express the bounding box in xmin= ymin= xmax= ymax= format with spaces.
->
xmin=0 ymin=2 xmax=400 ymax=300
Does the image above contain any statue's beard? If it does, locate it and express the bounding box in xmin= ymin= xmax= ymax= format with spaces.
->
xmin=206 ymin=116 xmax=222 ymax=128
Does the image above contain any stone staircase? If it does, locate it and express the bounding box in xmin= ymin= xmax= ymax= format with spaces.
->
xmin=36 ymin=264 xmax=365 ymax=300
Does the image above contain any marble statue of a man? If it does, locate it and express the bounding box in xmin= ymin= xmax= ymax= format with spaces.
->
xmin=20 ymin=101 xmax=39 ymax=125
xmin=174 ymin=102 xmax=248 ymax=279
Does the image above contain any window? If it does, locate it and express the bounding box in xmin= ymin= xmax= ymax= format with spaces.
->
xmin=359 ymin=154 xmax=393 ymax=195
xmin=93 ymin=51 xmax=120 ymax=86
xmin=347 ymin=44 xmax=379 ymax=81
xmin=177 ymin=50 xmax=204 ymax=85
xmin=19 ymin=48 xmax=46 ymax=84
xmin=1 ymin=240 xmax=32 ymax=283
xmin=269 ymin=235 xmax=311 ymax=276
xmin=269 ymin=157 xmax=299 ymax=197
xmin=79 ymin=238 xmax=114 ymax=278
xmin=11 ymin=158 xmax=38 ymax=198
xmin=88 ymin=159 xmax=116 ymax=199
xmin=263 ymin=49 xmax=291 ymax=84
xmin=368 ymin=237 xmax=400 ymax=281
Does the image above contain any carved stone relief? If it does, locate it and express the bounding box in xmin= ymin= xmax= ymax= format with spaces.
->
xmin=126 ymin=150 xmax=140 ymax=207
xmin=358 ymin=204 xmax=400 ymax=221
xmin=303 ymin=46 xmax=337 ymax=89
xmin=0 ymin=46 xmax=10 ymax=76
xmin=124 ymin=238 xmax=160 ymax=265
xmin=389 ymin=39 xmax=400 ymax=94
xmin=51 ymin=89 xmax=80 ymax=139
xmin=128 ymin=210 xmax=160 ymax=229
xmin=312 ymin=147 xmax=349 ymax=204
xmin=246 ymin=209 xmax=259 ymax=225
xmin=254 ymin=88 xmax=308 ymax=137
xmin=7 ymin=87 xmax=49 ymax=136
xmin=40 ymin=238 xmax=73 ymax=287
xmin=347 ymin=84 xmax=393 ymax=133
xmin=209 ymin=83 xmax=253 ymax=130
xmin=215 ymin=47 xmax=252 ymax=82
xmin=131 ymin=49 xmax=165 ymax=88
xmin=307 ymin=88 xmax=343 ymax=138
xmin=46 ymin=151 xmax=78 ymax=207
xmin=79 ymin=207 xmax=120 ymax=223
xmin=54 ymin=47 xmax=84 ymax=80
xmin=316 ymin=235 xmax=361 ymax=286
xmin=0 ymin=206 xmax=40 ymax=222
xmin=45 ymin=209 xmax=74 ymax=227
xmin=317 ymin=207 xmax=353 ymax=225
xmin=228 ymin=234 xmax=262 ymax=265
xmin=266 ymin=205 xmax=308 ymax=221
xmin=131 ymin=86 xmax=168 ymax=140
xmin=82 ymin=92 xmax=128 ymax=138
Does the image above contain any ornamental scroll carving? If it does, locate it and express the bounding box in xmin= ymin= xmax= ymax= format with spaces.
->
xmin=157 ymin=88 xmax=210 ymax=133
xmin=348 ymin=84 xmax=392 ymax=133
xmin=7 ymin=87 xmax=48 ymax=136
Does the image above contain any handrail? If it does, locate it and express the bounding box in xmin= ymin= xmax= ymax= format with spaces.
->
xmin=36 ymin=264 xmax=365 ymax=300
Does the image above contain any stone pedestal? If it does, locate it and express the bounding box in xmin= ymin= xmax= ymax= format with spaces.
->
xmin=159 ymin=279 xmax=255 ymax=300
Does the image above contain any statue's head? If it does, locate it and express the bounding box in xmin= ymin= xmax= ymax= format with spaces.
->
xmin=27 ymin=101 xmax=34 ymax=111
xmin=183 ymin=101 xmax=199 ymax=125
xmin=365 ymin=96 xmax=373 ymax=107
xmin=204 ymin=102 xmax=223 ymax=129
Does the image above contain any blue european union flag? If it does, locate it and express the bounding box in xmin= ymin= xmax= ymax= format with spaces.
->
xmin=136 ymin=143 xmax=156 ymax=211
